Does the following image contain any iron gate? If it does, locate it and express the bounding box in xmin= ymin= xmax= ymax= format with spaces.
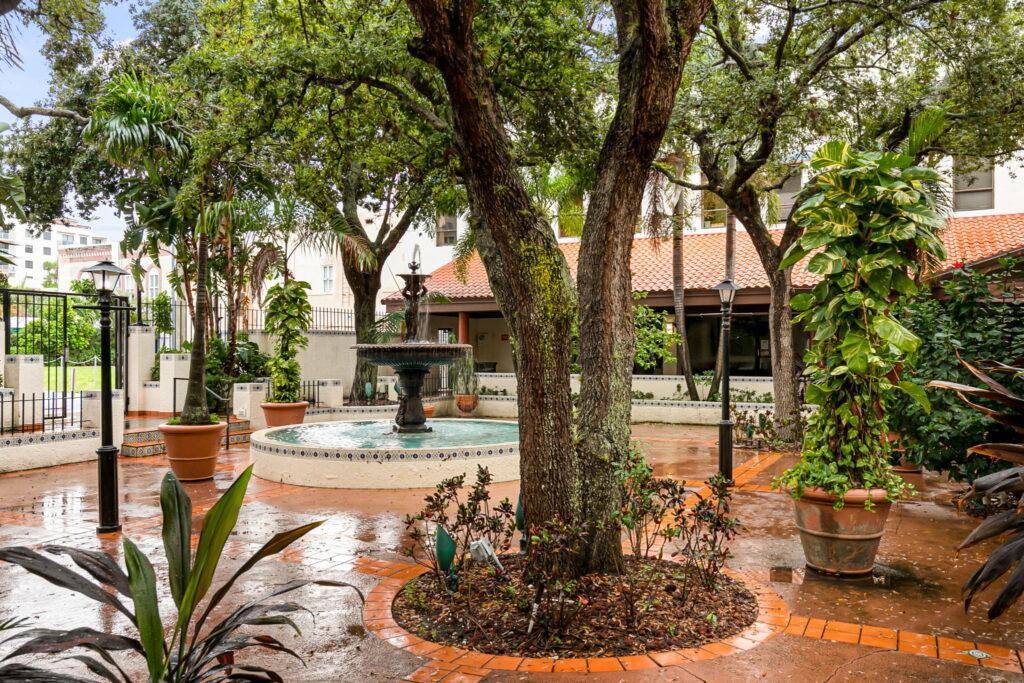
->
xmin=1 ymin=287 xmax=130 ymax=417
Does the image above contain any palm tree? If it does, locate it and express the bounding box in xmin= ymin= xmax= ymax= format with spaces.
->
xmin=85 ymin=73 xmax=212 ymax=425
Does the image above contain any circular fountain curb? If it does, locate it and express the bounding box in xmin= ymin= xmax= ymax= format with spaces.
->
xmin=248 ymin=419 xmax=520 ymax=489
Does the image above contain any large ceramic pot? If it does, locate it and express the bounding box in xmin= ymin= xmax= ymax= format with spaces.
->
xmin=423 ymin=404 xmax=436 ymax=419
xmin=455 ymin=394 xmax=478 ymax=416
xmin=261 ymin=401 xmax=309 ymax=427
xmin=159 ymin=422 xmax=228 ymax=481
xmin=792 ymin=487 xmax=892 ymax=576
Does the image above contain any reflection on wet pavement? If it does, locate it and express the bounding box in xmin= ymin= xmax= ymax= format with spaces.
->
xmin=0 ymin=423 xmax=1020 ymax=680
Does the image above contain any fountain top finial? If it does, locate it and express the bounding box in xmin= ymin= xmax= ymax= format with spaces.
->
xmin=408 ymin=244 xmax=422 ymax=274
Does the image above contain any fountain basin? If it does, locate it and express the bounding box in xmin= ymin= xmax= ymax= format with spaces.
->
xmin=249 ymin=418 xmax=520 ymax=488
xmin=355 ymin=343 xmax=469 ymax=370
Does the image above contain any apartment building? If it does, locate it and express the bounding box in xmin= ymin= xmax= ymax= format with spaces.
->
xmin=0 ymin=219 xmax=107 ymax=288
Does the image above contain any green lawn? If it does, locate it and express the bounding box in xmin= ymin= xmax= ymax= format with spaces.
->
xmin=46 ymin=365 xmax=116 ymax=392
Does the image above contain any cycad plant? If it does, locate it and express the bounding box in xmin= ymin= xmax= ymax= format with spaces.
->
xmin=0 ymin=466 xmax=360 ymax=681
xmin=929 ymin=357 xmax=1024 ymax=619
xmin=775 ymin=122 xmax=948 ymax=504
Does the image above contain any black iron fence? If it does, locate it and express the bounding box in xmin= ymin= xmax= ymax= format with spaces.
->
xmin=139 ymin=300 xmax=366 ymax=352
xmin=0 ymin=391 xmax=85 ymax=436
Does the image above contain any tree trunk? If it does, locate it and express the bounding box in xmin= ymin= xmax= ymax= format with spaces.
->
xmin=348 ymin=268 xmax=382 ymax=404
xmin=671 ymin=199 xmax=699 ymax=400
xmin=728 ymin=188 xmax=802 ymax=442
xmin=575 ymin=0 xmax=711 ymax=572
xmin=181 ymin=231 xmax=210 ymax=424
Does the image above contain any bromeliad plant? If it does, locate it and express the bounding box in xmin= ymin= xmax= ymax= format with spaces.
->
xmin=263 ymin=280 xmax=312 ymax=403
xmin=775 ymin=134 xmax=947 ymax=505
xmin=0 ymin=466 xmax=361 ymax=681
xmin=928 ymin=358 xmax=1024 ymax=619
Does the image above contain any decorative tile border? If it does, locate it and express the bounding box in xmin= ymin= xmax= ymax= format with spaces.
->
xmin=476 ymin=373 xmax=775 ymax=384
xmin=4 ymin=354 xmax=44 ymax=363
xmin=0 ymin=429 xmax=98 ymax=448
xmin=356 ymin=557 xmax=787 ymax=681
xmin=160 ymin=353 xmax=191 ymax=362
xmin=249 ymin=438 xmax=519 ymax=463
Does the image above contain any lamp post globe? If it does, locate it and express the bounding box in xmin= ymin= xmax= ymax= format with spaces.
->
xmin=712 ymin=278 xmax=739 ymax=483
xmin=81 ymin=260 xmax=128 ymax=534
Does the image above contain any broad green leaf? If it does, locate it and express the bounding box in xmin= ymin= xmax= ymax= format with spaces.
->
xmin=811 ymin=141 xmax=850 ymax=169
xmin=790 ymin=292 xmax=815 ymax=311
xmin=804 ymin=383 xmax=828 ymax=405
xmin=840 ymin=334 xmax=871 ymax=374
xmin=873 ymin=315 xmax=920 ymax=354
xmin=123 ymin=538 xmax=164 ymax=682
xmin=808 ymin=251 xmax=843 ymax=275
xmin=175 ymin=466 xmax=253 ymax=638
xmin=779 ymin=244 xmax=809 ymax=270
xmin=436 ymin=525 xmax=457 ymax=574
xmin=160 ymin=471 xmax=192 ymax=609
xmin=897 ymin=380 xmax=931 ymax=413
xmin=799 ymin=230 xmax=833 ymax=250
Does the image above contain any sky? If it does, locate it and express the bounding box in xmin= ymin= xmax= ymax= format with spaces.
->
xmin=1 ymin=2 xmax=139 ymax=244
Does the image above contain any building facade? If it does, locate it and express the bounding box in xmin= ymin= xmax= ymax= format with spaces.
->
xmin=1 ymin=219 xmax=108 ymax=289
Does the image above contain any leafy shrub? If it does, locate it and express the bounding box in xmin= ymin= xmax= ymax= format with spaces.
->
xmin=775 ymin=137 xmax=945 ymax=505
xmin=263 ymin=280 xmax=312 ymax=403
xmin=522 ymin=517 xmax=590 ymax=637
xmin=450 ymin=348 xmax=478 ymax=395
xmin=669 ymin=475 xmax=739 ymax=592
xmin=403 ymin=466 xmax=515 ymax=591
xmin=0 ymin=466 xmax=361 ymax=681
xmin=890 ymin=257 xmax=1024 ymax=481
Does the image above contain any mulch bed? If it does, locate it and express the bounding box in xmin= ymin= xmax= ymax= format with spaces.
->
xmin=392 ymin=555 xmax=758 ymax=658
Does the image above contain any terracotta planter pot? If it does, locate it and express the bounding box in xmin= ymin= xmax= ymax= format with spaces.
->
xmin=159 ymin=422 xmax=227 ymax=482
xmin=892 ymin=458 xmax=924 ymax=474
xmin=423 ymin=404 xmax=436 ymax=419
xmin=792 ymin=487 xmax=892 ymax=576
xmin=455 ymin=394 xmax=478 ymax=415
xmin=260 ymin=401 xmax=309 ymax=427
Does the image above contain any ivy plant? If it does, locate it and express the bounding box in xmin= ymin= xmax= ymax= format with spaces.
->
xmin=263 ymin=280 xmax=312 ymax=403
xmin=775 ymin=137 xmax=947 ymax=505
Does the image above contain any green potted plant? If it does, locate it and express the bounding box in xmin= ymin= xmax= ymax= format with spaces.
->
xmin=451 ymin=348 xmax=479 ymax=416
xmin=261 ymin=279 xmax=313 ymax=426
xmin=775 ymin=130 xmax=946 ymax=575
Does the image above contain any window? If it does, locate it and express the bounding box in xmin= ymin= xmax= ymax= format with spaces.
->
xmin=436 ymin=215 xmax=458 ymax=246
xmin=93 ymin=238 xmax=103 ymax=245
xmin=61 ymin=233 xmax=74 ymax=245
xmin=322 ymin=265 xmax=335 ymax=293
xmin=777 ymin=173 xmax=803 ymax=222
xmin=43 ymin=247 xmax=51 ymax=255
xmin=23 ymin=244 xmax=32 ymax=254
xmin=702 ymin=182 xmax=728 ymax=229
xmin=148 ymin=271 xmax=159 ymax=299
xmin=43 ymin=230 xmax=51 ymax=240
xmin=953 ymin=159 xmax=994 ymax=211
xmin=25 ymin=260 xmax=33 ymax=269
xmin=79 ymin=235 xmax=87 ymax=245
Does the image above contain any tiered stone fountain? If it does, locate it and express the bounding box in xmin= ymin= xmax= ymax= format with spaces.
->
xmin=248 ymin=247 xmax=521 ymax=488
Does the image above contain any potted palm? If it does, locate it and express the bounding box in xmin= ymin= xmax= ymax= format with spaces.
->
xmin=451 ymin=348 xmax=479 ymax=416
xmin=261 ymin=279 xmax=313 ymax=426
xmin=84 ymin=74 xmax=229 ymax=482
xmin=775 ymin=130 xmax=947 ymax=575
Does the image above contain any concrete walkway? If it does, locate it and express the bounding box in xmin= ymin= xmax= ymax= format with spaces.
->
xmin=0 ymin=424 xmax=1020 ymax=681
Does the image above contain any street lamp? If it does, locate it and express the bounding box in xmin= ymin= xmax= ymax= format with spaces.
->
xmin=713 ymin=278 xmax=739 ymax=482
xmin=81 ymin=260 xmax=128 ymax=533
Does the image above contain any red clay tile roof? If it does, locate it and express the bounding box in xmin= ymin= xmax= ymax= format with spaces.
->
xmin=385 ymin=213 xmax=1024 ymax=303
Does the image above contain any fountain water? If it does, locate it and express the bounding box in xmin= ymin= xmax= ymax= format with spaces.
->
xmin=354 ymin=247 xmax=470 ymax=432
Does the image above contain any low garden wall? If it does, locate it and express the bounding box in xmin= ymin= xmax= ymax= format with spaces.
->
xmin=476 ymin=372 xmax=775 ymax=402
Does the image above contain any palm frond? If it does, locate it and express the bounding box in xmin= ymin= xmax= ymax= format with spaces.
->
xmin=452 ymin=224 xmax=477 ymax=284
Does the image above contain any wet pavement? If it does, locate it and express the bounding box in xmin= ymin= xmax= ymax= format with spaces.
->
xmin=0 ymin=423 xmax=1021 ymax=681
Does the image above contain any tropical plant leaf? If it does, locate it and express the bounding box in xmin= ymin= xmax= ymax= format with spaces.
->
xmin=0 ymin=662 xmax=93 ymax=681
xmin=58 ymin=655 xmax=124 ymax=683
xmin=42 ymin=547 xmax=131 ymax=597
xmin=897 ymin=380 xmax=930 ymax=413
xmin=0 ymin=548 xmax=136 ymax=624
xmin=989 ymin=555 xmax=1024 ymax=620
xmin=959 ymin=510 xmax=1024 ymax=551
xmin=160 ymin=471 xmax=192 ymax=608
xmin=194 ymin=520 xmax=325 ymax=637
xmin=176 ymin=466 xmax=253 ymax=636
xmin=1 ymin=627 xmax=142 ymax=661
xmin=968 ymin=444 xmax=1024 ymax=465
xmin=123 ymin=539 xmax=164 ymax=682
xmin=962 ymin=532 xmax=1024 ymax=610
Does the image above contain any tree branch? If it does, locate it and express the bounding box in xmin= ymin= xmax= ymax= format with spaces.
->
xmin=0 ymin=94 xmax=87 ymax=124
xmin=706 ymin=4 xmax=755 ymax=81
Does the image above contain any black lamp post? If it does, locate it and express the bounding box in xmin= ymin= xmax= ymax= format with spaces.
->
xmin=713 ymin=278 xmax=739 ymax=482
xmin=81 ymin=260 xmax=128 ymax=534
